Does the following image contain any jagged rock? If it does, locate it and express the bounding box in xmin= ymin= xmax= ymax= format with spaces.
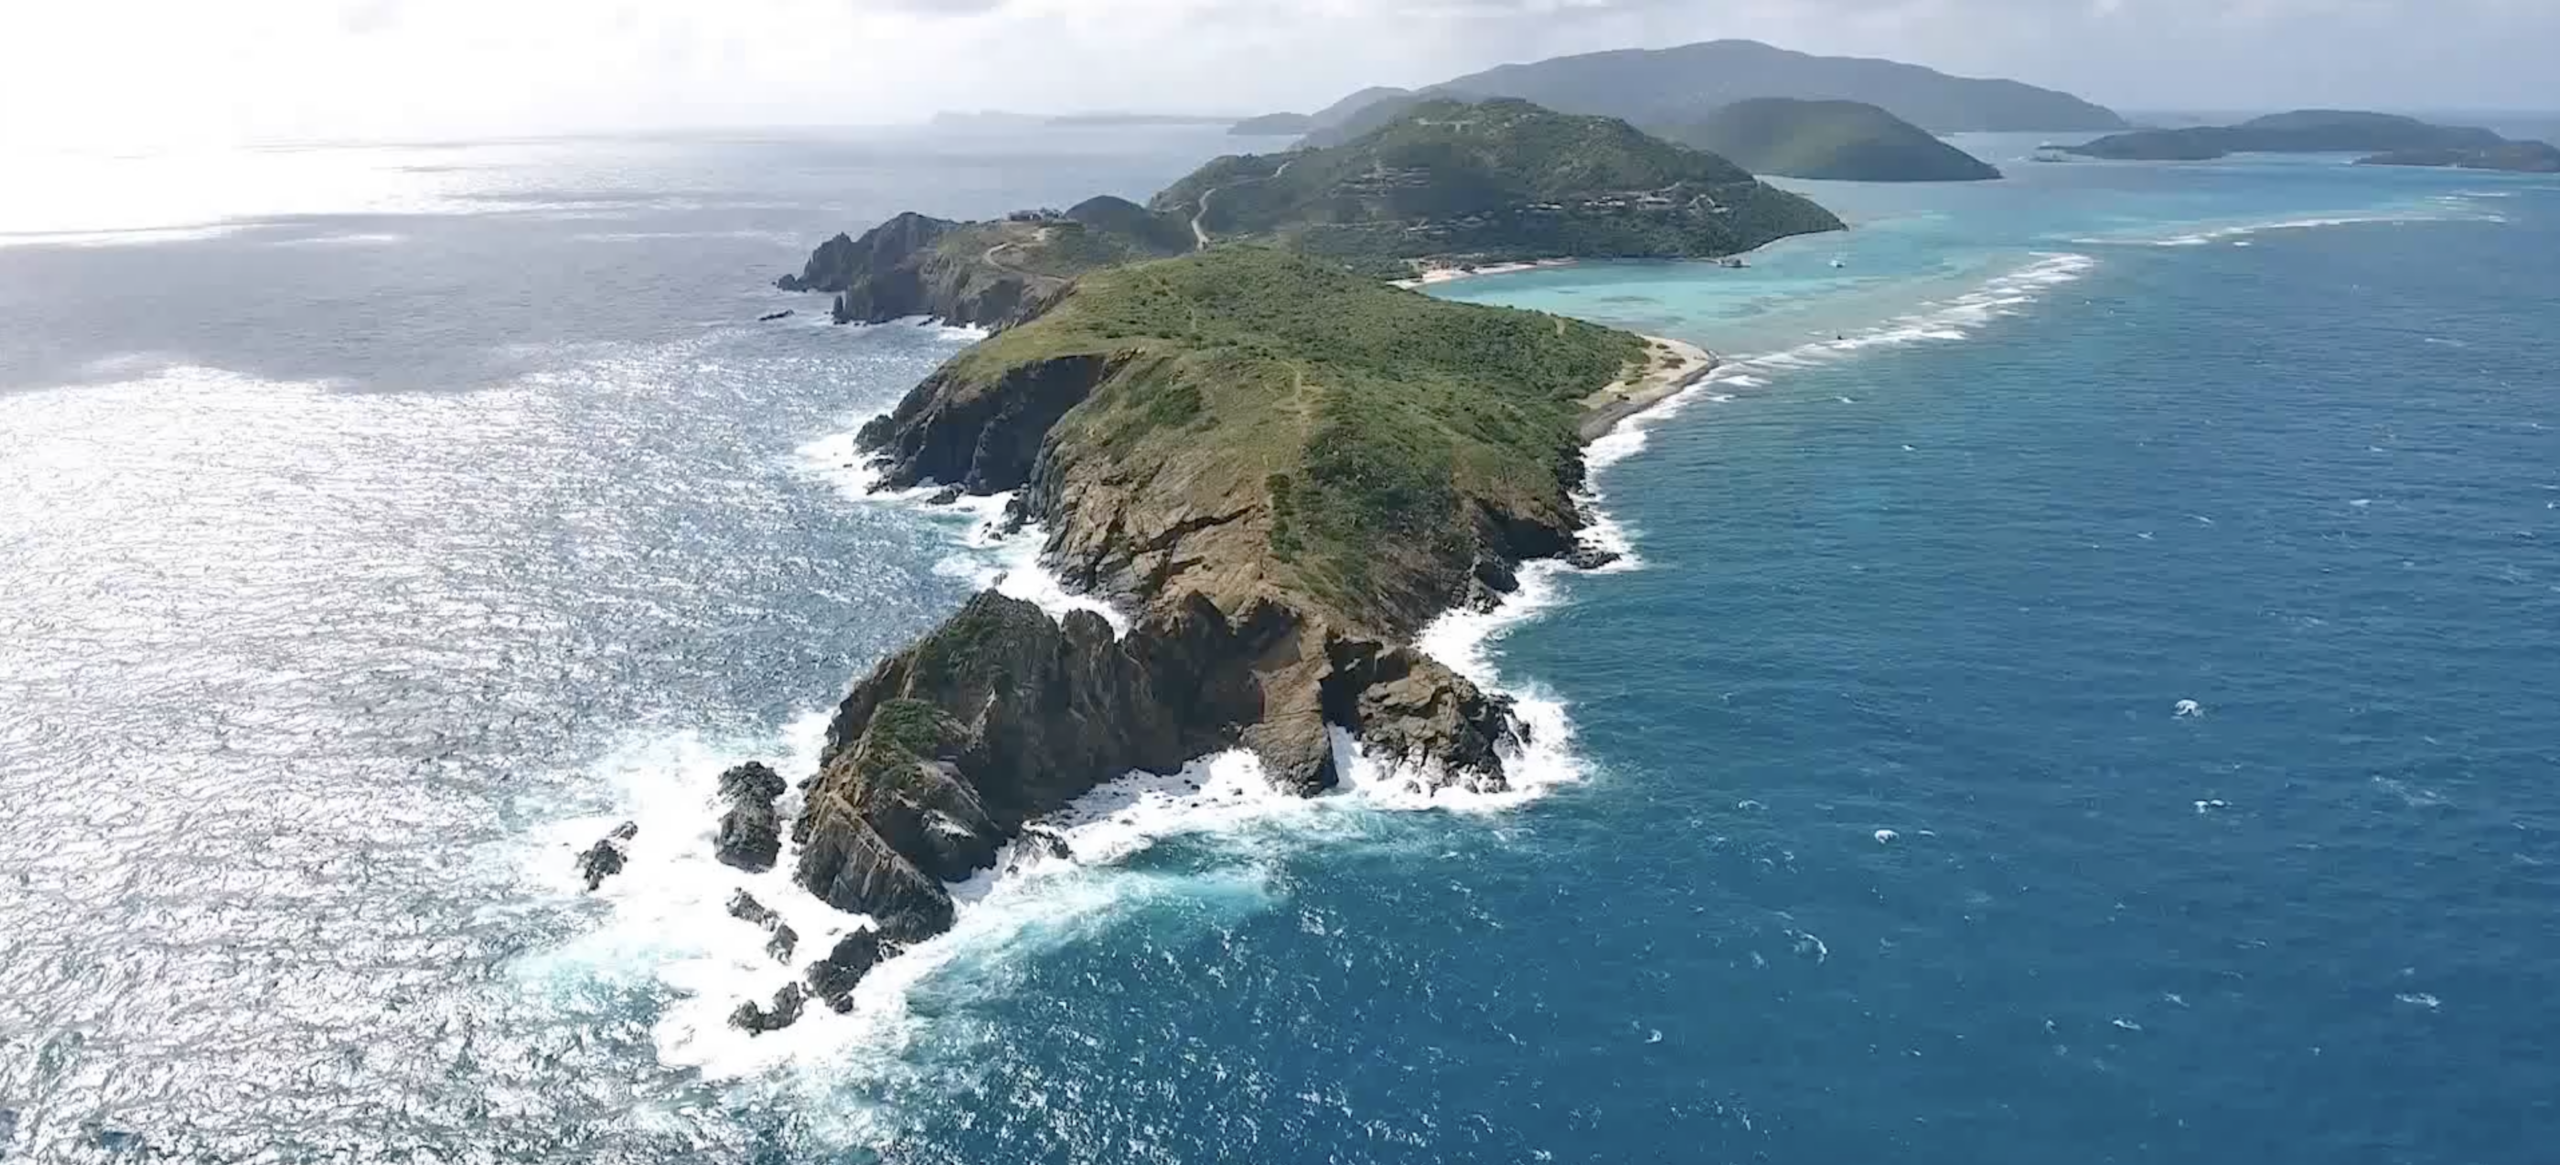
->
xmin=924 ymin=485 xmax=965 ymax=505
xmin=777 ymin=213 xmax=1054 ymax=328
xmin=1563 ymin=541 xmax=1622 ymax=571
xmin=794 ymin=590 xmax=1276 ymax=932
xmin=575 ymin=822 xmax=637 ymax=891
xmin=1020 ymin=826 xmax=1072 ymax=861
xmin=758 ymin=308 xmax=795 ymax=322
xmin=1003 ymin=827 xmax=1075 ymax=874
xmin=726 ymin=889 xmax=798 ymax=963
xmin=1464 ymin=554 xmax=1521 ymax=611
xmin=855 ymin=354 xmax=1119 ymax=496
xmin=728 ymin=983 xmax=806 ymax=1035
xmin=714 ymin=762 xmax=786 ymax=873
xmin=806 ymin=930 xmax=898 ymax=1012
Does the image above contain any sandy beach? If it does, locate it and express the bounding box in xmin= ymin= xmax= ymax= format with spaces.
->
xmin=1577 ymin=335 xmax=1718 ymax=441
xmin=1390 ymin=257 xmax=1579 ymax=290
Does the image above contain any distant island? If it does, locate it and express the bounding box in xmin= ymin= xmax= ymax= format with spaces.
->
xmin=1228 ymin=112 xmax=1315 ymax=136
xmin=1657 ymin=97 xmax=2002 ymax=182
xmin=709 ymin=101 xmax=1824 ymax=1027
xmin=1239 ymin=38 xmax=2127 ymax=141
xmin=2356 ymin=141 xmax=2560 ymax=173
xmin=781 ymin=98 xmax=1845 ymax=326
xmin=2065 ymin=110 xmax=2559 ymax=171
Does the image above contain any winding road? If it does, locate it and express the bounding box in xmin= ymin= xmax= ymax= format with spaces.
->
xmin=1190 ymin=157 xmax=1297 ymax=251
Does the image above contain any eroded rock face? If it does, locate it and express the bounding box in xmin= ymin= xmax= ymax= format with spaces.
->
xmin=806 ymin=930 xmax=898 ymax=1013
xmin=854 ymin=355 xmax=1118 ymax=495
xmin=575 ymin=821 xmax=637 ymax=891
xmin=792 ymin=590 xmax=1278 ymax=936
xmin=726 ymin=888 xmax=798 ymax=963
xmin=729 ymin=983 xmax=806 ymax=1035
xmin=788 ymin=586 xmax=1525 ymax=976
xmin=772 ymin=212 xmax=1056 ymax=329
xmin=714 ymin=761 xmax=787 ymax=874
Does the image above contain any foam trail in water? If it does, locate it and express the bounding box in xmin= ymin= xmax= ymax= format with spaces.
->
xmin=2068 ymin=198 xmax=2505 ymax=248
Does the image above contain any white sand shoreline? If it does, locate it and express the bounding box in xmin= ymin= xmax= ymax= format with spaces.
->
xmin=1578 ymin=335 xmax=1718 ymax=442
xmin=1390 ymin=257 xmax=1579 ymax=289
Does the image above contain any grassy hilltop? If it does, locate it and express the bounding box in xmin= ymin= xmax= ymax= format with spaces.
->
xmin=884 ymin=244 xmax=1647 ymax=623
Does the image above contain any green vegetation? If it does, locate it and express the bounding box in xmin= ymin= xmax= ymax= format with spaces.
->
xmin=938 ymin=246 xmax=1644 ymax=617
xmin=2355 ymin=141 xmax=2560 ymax=173
xmin=2066 ymin=111 xmax=2512 ymax=162
xmin=1290 ymin=39 xmax=2123 ymax=139
xmin=789 ymin=98 xmax=1846 ymax=321
xmin=1159 ymin=98 xmax=1843 ymax=277
xmin=1658 ymin=97 xmax=2000 ymax=182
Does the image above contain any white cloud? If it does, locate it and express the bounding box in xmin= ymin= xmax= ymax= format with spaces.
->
xmin=0 ymin=0 xmax=2550 ymax=150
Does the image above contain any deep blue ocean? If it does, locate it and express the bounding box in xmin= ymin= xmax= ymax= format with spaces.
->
xmin=2 ymin=124 xmax=2555 ymax=1163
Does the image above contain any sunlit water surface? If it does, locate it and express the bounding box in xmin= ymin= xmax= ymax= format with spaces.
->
xmin=3 ymin=126 xmax=2555 ymax=1162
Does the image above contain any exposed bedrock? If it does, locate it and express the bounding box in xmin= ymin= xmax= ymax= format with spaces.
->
xmin=713 ymin=761 xmax=787 ymax=873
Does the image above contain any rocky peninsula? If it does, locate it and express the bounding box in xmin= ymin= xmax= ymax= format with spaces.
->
xmin=722 ymin=101 xmax=1818 ymax=1027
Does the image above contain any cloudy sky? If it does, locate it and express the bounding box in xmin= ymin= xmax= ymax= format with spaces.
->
xmin=2 ymin=0 xmax=2552 ymax=148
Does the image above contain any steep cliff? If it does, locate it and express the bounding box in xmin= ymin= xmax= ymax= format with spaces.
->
xmin=775 ymin=199 xmax=1192 ymax=327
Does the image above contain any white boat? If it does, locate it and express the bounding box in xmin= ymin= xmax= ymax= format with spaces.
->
xmin=1829 ymin=256 xmax=1846 ymax=269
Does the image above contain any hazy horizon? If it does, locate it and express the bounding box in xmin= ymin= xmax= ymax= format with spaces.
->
xmin=4 ymin=0 xmax=2557 ymax=151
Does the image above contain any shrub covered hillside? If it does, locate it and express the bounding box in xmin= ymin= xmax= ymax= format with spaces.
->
xmin=1154 ymin=98 xmax=1843 ymax=276
xmin=870 ymin=244 xmax=1647 ymax=631
xmin=1660 ymin=97 xmax=2001 ymax=182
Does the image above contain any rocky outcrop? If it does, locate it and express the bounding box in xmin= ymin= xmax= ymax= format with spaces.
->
xmin=773 ymin=212 xmax=1056 ymax=329
xmin=854 ymin=354 xmax=1118 ymax=494
xmin=714 ymin=762 xmax=786 ymax=873
xmin=728 ymin=983 xmax=806 ymax=1035
xmin=575 ymin=821 xmax=636 ymax=891
xmin=806 ymin=930 xmax=900 ymax=1013
xmin=726 ymin=889 xmax=798 ymax=963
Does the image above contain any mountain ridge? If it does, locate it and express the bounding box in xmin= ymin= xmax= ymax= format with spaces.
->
xmin=1250 ymin=38 xmax=2125 ymax=141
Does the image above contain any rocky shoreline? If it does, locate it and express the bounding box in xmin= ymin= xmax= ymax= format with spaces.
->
xmin=666 ymin=248 xmax=1715 ymax=1035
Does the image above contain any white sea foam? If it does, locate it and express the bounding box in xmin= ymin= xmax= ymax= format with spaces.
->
xmin=269 ymin=231 xmax=406 ymax=247
xmin=511 ymin=711 xmax=862 ymax=1079
xmin=2071 ymin=201 xmax=2506 ymax=248
xmin=1706 ymin=253 xmax=2098 ymax=385
xmin=0 ymin=223 xmax=255 ymax=248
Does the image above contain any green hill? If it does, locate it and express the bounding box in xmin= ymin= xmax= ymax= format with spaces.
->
xmin=2066 ymin=111 xmax=2510 ymax=161
xmin=2356 ymin=140 xmax=2560 ymax=173
xmin=1660 ymin=97 xmax=2001 ymax=181
xmin=784 ymin=98 xmax=1844 ymax=322
xmin=1296 ymin=39 xmax=2122 ymax=140
xmin=797 ymin=245 xmax=1694 ymax=943
xmin=1157 ymin=98 xmax=1843 ymax=277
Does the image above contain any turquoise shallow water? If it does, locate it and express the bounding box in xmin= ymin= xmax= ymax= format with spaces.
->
xmin=3 ymin=129 xmax=2555 ymax=1161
